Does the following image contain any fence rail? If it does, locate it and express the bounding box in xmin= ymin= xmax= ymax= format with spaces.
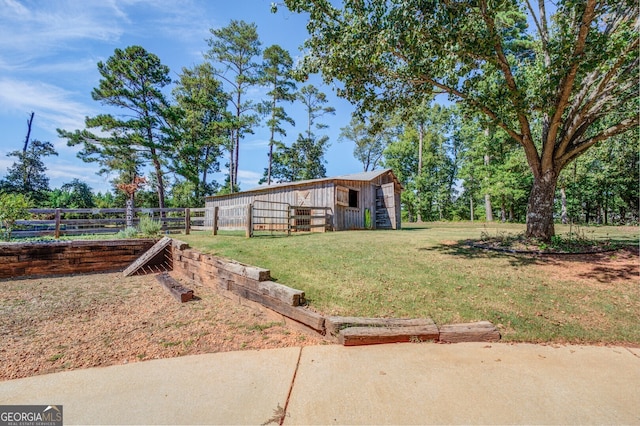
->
xmin=4 ymin=204 xmax=330 ymax=239
xmin=12 ymin=208 xmax=197 ymax=238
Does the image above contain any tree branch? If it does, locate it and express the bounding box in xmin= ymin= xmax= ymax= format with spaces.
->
xmin=558 ymin=51 xmax=638 ymax=156
xmin=479 ymin=0 xmax=538 ymax=173
xmin=525 ymin=0 xmax=550 ymax=66
xmin=557 ymin=115 xmax=640 ymax=167
xmin=544 ymin=0 xmax=597 ymax=170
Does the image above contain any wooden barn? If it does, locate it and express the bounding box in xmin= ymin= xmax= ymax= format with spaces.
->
xmin=205 ymin=169 xmax=402 ymax=232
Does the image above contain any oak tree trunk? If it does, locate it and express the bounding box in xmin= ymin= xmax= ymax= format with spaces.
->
xmin=526 ymin=170 xmax=558 ymax=240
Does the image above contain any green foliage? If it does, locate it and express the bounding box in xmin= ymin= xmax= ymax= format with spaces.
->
xmin=116 ymin=226 xmax=139 ymax=239
xmin=364 ymin=208 xmax=372 ymax=230
xmin=339 ymin=113 xmax=392 ymax=172
xmin=0 ymin=140 xmax=58 ymax=204
xmin=283 ymin=0 xmax=639 ymax=239
xmin=206 ymin=20 xmax=262 ymax=191
xmin=383 ymin=104 xmax=460 ymax=222
xmin=0 ymin=192 xmax=31 ymax=241
xmin=58 ymin=45 xmax=172 ymax=209
xmin=169 ymin=180 xmax=203 ymax=208
xmin=257 ymin=44 xmax=297 ymax=185
xmin=269 ymin=85 xmax=334 ymax=182
xmin=138 ymin=216 xmax=163 ymax=237
xmin=93 ymin=191 xmax=118 ymax=208
xmin=47 ymin=179 xmax=95 ymax=209
xmin=558 ymin=128 xmax=640 ymax=225
xmin=169 ymin=62 xmax=227 ymax=201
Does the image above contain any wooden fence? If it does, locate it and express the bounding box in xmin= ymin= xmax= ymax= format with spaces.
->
xmin=12 ymin=208 xmax=200 ymax=238
xmin=6 ymin=204 xmax=329 ymax=239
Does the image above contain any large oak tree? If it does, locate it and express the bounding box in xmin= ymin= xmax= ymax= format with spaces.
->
xmin=283 ymin=0 xmax=639 ymax=239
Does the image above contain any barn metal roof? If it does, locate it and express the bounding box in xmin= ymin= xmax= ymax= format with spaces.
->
xmin=206 ymin=169 xmax=401 ymax=200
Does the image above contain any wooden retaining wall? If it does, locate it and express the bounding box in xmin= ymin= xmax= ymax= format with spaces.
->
xmin=0 ymin=239 xmax=156 ymax=279
xmin=170 ymin=239 xmax=325 ymax=332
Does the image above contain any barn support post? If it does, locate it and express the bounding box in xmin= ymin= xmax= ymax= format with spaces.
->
xmin=54 ymin=209 xmax=61 ymax=239
xmin=246 ymin=204 xmax=253 ymax=238
xmin=212 ymin=206 xmax=219 ymax=236
xmin=184 ymin=208 xmax=191 ymax=235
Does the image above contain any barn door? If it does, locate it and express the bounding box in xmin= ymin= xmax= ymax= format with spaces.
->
xmin=381 ymin=182 xmax=397 ymax=230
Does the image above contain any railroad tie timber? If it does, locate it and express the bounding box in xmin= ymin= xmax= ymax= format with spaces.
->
xmin=326 ymin=316 xmax=500 ymax=346
xmin=339 ymin=325 xmax=440 ymax=346
xmin=329 ymin=318 xmax=440 ymax=346
xmin=156 ymin=272 xmax=194 ymax=303
xmin=438 ymin=321 xmax=501 ymax=343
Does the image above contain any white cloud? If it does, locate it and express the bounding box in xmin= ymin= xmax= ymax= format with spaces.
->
xmin=244 ymin=138 xmax=271 ymax=150
xmin=237 ymin=169 xmax=262 ymax=188
xmin=0 ymin=1 xmax=124 ymax=60
xmin=2 ymin=0 xmax=29 ymax=16
xmin=0 ymin=155 xmax=13 ymax=172
xmin=43 ymin=158 xmax=113 ymax=192
xmin=0 ymin=78 xmax=91 ymax=140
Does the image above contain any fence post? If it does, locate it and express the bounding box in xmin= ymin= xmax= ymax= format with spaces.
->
xmin=54 ymin=209 xmax=61 ymax=239
xmin=246 ymin=204 xmax=252 ymax=238
xmin=184 ymin=208 xmax=191 ymax=235
xmin=212 ymin=206 xmax=219 ymax=236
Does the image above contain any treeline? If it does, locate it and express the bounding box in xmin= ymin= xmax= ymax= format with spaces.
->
xmin=1 ymin=20 xmax=336 ymax=210
xmin=2 ymin=13 xmax=637 ymax=227
xmin=340 ymin=104 xmax=639 ymax=226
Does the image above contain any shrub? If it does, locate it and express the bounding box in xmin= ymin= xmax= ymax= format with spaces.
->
xmin=0 ymin=193 xmax=31 ymax=241
xmin=138 ymin=216 xmax=163 ymax=237
xmin=116 ymin=226 xmax=139 ymax=239
xmin=364 ymin=208 xmax=372 ymax=230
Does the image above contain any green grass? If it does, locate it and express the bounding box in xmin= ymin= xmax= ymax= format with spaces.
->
xmin=178 ymin=222 xmax=640 ymax=345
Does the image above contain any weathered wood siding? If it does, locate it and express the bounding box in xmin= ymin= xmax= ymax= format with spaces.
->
xmin=204 ymin=169 xmax=402 ymax=231
xmin=206 ymin=182 xmax=337 ymax=229
xmin=334 ymin=179 xmax=377 ymax=230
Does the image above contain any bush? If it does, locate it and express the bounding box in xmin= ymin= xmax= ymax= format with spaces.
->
xmin=364 ymin=208 xmax=372 ymax=230
xmin=0 ymin=193 xmax=31 ymax=241
xmin=138 ymin=216 xmax=163 ymax=237
xmin=116 ymin=226 xmax=139 ymax=239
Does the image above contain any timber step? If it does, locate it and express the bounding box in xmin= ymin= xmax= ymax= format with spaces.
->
xmin=340 ymin=324 xmax=440 ymax=346
xmin=156 ymin=272 xmax=194 ymax=303
xmin=438 ymin=321 xmax=501 ymax=343
xmin=326 ymin=317 xmax=437 ymax=337
xmin=330 ymin=317 xmax=501 ymax=346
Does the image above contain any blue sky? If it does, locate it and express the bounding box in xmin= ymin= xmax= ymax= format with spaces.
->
xmin=0 ymin=0 xmax=361 ymax=194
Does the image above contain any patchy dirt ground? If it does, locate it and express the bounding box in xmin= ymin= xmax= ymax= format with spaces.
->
xmin=533 ymin=246 xmax=639 ymax=286
xmin=0 ymin=272 xmax=326 ymax=381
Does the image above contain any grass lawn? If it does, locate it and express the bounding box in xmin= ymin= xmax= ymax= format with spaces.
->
xmin=179 ymin=222 xmax=640 ymax=345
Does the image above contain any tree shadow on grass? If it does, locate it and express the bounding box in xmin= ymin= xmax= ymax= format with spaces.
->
xmin=418 ymin=240 xmax=542 ymax=267
xmin=421 ymin=241 xmax=640 ymax=282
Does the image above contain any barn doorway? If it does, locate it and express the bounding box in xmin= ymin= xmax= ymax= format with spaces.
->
xmin=376 ymin=183 xmax=398 ymax=229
